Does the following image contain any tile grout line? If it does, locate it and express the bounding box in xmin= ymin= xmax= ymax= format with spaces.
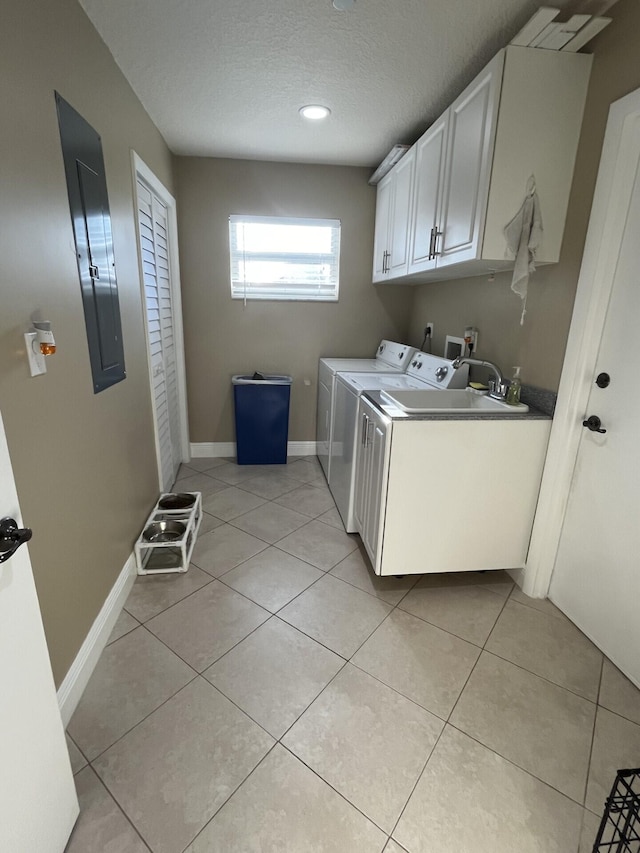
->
xmin=277 ymin=741 xmax=393 ymax=841
xmin=477 ymin=646 xmax=602 ymax=705
xmin=175 ymin=741 xmax=281 ymax=853
xmin=445 ymin=721 xmax=593 ymax=810
xmin=129 ymin=573 xmax=219 ymax=625
xmin=507 ymin=589 xmax=570 ymax=622
xmin=582 ymin=654 xmax=606 ymax=807
xmin=386 ymin=721 xmax=449 ymax=846
xmin=224 ymin=514 xmax=355 ymax=558
xmin=444 ymin=587 xmax=511 ymax=723
xmin=438 ymin=589 xmax=599 ymax=810
xmin=83 ymin=765 xmax=154 ymax=853
xmin=66 ymin=729 xmax=89 ymax=764
xmin=274 ymin=659 xmax=351 ymax=744
xmin=208 ymin=634 xmax=348 ymax=744
xmin=216 ymin=557 xmax=329 ymax=614
xmin=89 ymin=674 xmax=278 ymax=853
xmin=594 ymin=700 xmax=640 ymax=729
xmin=81 ymin=643 xmax=201 ymax=765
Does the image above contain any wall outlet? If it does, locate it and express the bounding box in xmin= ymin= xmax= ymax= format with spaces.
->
xmin=464 ymin=328 xmax=479 ymax=353
xmin=425 ymin=322 xmax=434 ymax=338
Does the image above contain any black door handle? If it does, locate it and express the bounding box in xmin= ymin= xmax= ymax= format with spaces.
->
xmin=582 ymin=415 xmax=607 ymax=434
xmin=0 ymin=517 xmax=33 ymax=564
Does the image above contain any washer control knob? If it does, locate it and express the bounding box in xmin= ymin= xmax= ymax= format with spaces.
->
xmin=435 ymin=366 xmax=448 ymax=381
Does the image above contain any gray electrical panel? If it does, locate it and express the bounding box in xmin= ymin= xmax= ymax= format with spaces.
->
xmin=55 ymin=92 xmax=126 ymax=393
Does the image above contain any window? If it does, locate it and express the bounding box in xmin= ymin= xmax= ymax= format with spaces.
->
xmin=229 ymin=215 xmax=340 ymax=301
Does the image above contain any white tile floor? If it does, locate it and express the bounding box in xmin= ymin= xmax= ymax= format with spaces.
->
xmin=64 ymin=457 xmax=640 ymax=853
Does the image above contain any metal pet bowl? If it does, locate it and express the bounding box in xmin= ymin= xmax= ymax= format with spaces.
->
xmin=158 ymin=493 xmax=196 ymax=510
xmin=143 ymin=520 xmax=186 ymax=542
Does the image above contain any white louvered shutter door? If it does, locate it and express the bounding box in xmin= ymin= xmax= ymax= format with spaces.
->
xmin=137 ymin=180 xmax=181 ymax=490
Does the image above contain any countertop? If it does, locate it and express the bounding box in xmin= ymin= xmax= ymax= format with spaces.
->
xmin=362 ymin=390 xmax=552 ymax=421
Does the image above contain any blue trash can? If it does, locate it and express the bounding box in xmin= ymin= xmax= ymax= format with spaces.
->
xmin=232 ymin=374 xmax=292 ymax=465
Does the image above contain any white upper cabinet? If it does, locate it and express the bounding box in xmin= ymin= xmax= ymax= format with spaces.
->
xmin=437 ymin=52 xmax=503 ymax=268
xmin=372 ymin=147 xmax=415 ymax=281
xmin=372 ymin=173 xmax=392 ymax=281
xmin=377 ymin=45 xmax=593 ymax=284
xmin=408 ymin=112 xmax=449 ymax=274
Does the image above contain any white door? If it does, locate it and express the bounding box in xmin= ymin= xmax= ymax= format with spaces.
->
xmin=549 ymin=91 xmax=640 ymax=686
xmin=0 ymin=410 xmax=79 ymax=850
xmin=136 ymin=178 xmax=183 ymax=491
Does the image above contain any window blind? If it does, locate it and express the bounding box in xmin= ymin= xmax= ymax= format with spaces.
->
xmin=229 ymin=215 xmax=340 ymax=302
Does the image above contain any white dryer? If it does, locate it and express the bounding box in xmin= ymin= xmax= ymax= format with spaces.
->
xmin=330 ymin=352 xmax=469 ymax=531
xmin=317 ymin=340 xmax=414 ymax=480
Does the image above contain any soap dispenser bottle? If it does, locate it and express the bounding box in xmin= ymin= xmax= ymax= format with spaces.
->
xmin=506 ymin=366 xmax=522 ymax=406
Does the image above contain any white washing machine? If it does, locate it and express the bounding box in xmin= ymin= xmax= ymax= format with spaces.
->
xmin=317 ymin=340 xmax=415 ymax=480
xmin=330 ymin=351 xmax=469 ymax=531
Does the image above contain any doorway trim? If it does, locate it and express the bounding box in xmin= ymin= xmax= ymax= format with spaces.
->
xmin=131 ymin=152 xmax=190 ymax=486
xmin=524 ymin=85 xmax=640 ymax=597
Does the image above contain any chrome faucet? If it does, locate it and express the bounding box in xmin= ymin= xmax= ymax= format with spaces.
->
xmin=452 ymin=357 xmax=509 ymax=400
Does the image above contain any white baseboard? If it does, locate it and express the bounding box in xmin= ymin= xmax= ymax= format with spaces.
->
xmin=190 ymin=441 xmax=318 ymax=458
xmin=190 ymin=442 xmax=234 ymax=458
xmin=57 ymin=552 xmax=137 ymax=727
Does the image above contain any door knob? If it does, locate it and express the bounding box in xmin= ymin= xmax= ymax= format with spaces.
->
xmin=582 ymin=415 xmax=607 ymax=434
xmin=0 ymin=517 xmax=33 ymax=564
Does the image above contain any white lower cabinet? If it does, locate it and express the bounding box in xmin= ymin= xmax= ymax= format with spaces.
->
xmin=354 ymin=396 xmax=551 ymax=576
xmin=354 ymin=402 xmax=390 ymax=565
xmin=316 ymin=368 xmax=332 ymax=478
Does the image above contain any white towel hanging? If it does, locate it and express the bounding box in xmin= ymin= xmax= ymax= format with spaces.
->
xmin=504 ymin=175 xmax=543 ymax=325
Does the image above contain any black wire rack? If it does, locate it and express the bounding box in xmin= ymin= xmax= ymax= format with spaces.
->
xmin=593 ymin=768 xmax=640 ymax=852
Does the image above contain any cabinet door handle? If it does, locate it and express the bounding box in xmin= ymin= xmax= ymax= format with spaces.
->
xmin=365 ymin=419 xmax=373 ymax=447
xmin=428 ymin=227 xmax=435 ymax=260
xmin=361 ymin=413 xmax=369 ymax=447
xmin=432 ymin=229 xmax=443 ymax=257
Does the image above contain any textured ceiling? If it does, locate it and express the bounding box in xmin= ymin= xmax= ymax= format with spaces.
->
xmin=79 ymin=0 xmax=581 ymax=167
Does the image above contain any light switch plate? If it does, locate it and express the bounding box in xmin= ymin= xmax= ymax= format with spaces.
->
xmin=24 ymin=332 xmax=46 ymax=376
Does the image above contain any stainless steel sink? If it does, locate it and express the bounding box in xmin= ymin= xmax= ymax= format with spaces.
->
xmin=380 ymin=389 xmax=529 ymax=414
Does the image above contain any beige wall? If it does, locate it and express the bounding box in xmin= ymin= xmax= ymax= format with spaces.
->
xmin=175 ymin=158 xmax=413 ymax=443
xmin=408 ymin=0 xmax=640 ymax=391
xmin=1 ymin=0 xmax=174 ymax=683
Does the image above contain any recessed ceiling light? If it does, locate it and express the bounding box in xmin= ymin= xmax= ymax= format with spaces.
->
xmin=333 ymin=0 xmax=355 ymax=9
xmin=299 ymin=105 xmax=331 ymax=120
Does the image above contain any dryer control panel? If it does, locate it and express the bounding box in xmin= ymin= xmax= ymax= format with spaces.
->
xmin=406 ymin=352 xmax=468 ymax=389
